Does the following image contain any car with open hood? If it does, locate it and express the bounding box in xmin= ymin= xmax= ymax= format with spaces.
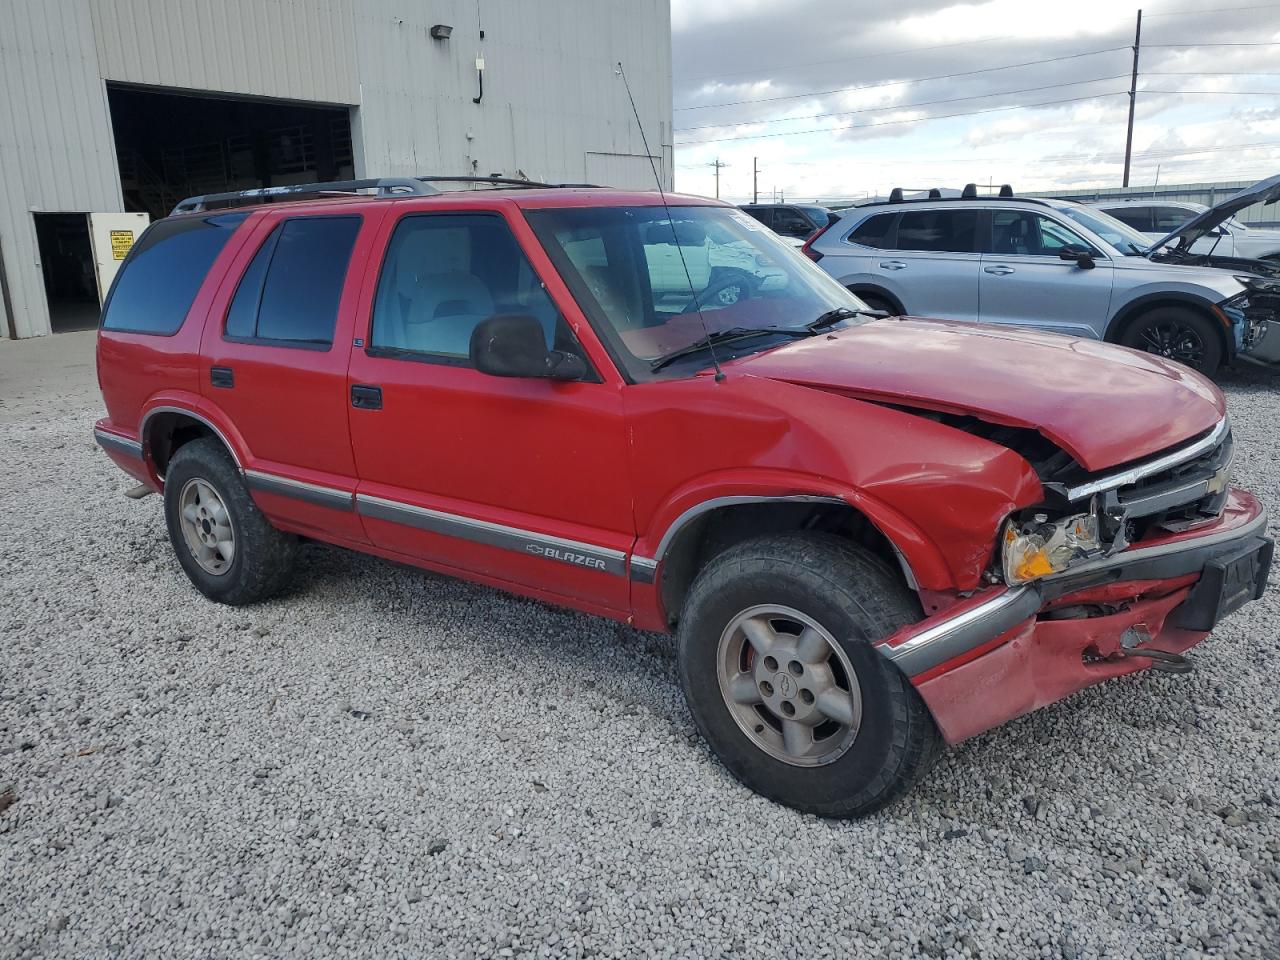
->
xmin=805 ymin=184 xmax=1277 ymax=376
xmin=94 ymin=177 xmax=1271 ymax=817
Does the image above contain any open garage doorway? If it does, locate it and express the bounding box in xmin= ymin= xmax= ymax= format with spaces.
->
xmin=107 ymin=85 xmax=356 ymax=221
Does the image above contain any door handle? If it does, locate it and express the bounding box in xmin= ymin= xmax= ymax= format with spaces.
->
xmin=210 ymin=366 xmax=234 ymax=388
xmin=984 ymin=265 xmax=1016 ymax=276
xmin=879 ymin=260 xmax=907 ymax=270
xmin=351 ymin=384 xmax=383 ymax=410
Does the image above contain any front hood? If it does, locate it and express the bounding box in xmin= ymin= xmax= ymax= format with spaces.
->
xmin=731 ymin=317 xmax=1225 ymax=472
xmin=1148 ymin=173 xmax=1280 ymax=253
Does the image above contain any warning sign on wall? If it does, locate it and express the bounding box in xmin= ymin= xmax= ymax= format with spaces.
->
xmin=109 ymin=230 xmax=135 ymax=260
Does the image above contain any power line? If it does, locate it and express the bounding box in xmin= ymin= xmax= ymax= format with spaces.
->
xmin=675 ymin=34 xmax=1014 ymax=83
xmin=1139 ymin=87 xmax=1280 ymax=94
xmin=676 ymin=46 xmax=1130 ymax=112
xmin=676 ymin=75 xmax=1130 ymax=133
xmin=1144 ymin=3 xmax=1280 ymax=15
xmin=675 ymin=92 xmax=1130 ymax=146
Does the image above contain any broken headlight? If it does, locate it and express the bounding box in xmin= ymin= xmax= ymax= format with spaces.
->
xmin=1002 ymin=506 xmax=1104 ymax=585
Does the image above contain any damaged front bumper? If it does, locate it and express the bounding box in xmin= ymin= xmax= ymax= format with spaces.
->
xmin=876 ymin=488 xmax=1271 ymax=744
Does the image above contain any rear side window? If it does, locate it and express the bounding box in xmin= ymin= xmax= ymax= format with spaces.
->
xmin=894 ymin=210 xmax=979 ymax=253
xmin=101 ymin=213 xmax=247 ymax=335
xmin=742 ymin=207 xmax=774 ymax=228
xmin=848 ymin=213 xmax=897 ymax=249
xmin=224 ymin=216 xmax=360 ymax=348
xmin=1103 ymin=207 xmax=1153 ymax=231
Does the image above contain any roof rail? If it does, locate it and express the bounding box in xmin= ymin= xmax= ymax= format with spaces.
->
xmin=998 ymin=184 xmax=1014 ymax=197
xmin=889 ymin=187 xmax=904 ymax=202
xmin=961 ymin=183 xmax=978 ymax=199
xmin=416 ymin=175 xmax=601 ymax=189
xmin=172 ymin=177 xmax=437 ymax=215
xmin=927 ymin=188 xmax=942 ymax=199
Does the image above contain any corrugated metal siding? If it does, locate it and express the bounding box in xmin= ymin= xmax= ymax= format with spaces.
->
xmin=353 ymin=0 xmax=673 ymax=189
xmin=0 ymin=0 xmax=122 ymax=339
xmin=89 ymin=0 xmax=360 ymax=105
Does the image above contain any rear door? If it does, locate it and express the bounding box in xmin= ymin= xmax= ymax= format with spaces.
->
xmin=199 ymin=207 xmax=384 ymax=542
xmin=345 ymin=206 xmax=634 ymax=613
xmin=979 ymin=209 xmax=1114 ymax=338
xmin=876 ymin=207 xmax=982 ymax=322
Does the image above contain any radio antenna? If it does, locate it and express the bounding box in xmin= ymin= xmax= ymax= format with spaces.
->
xmin=616 ymin=61 xmax=725 ymax=382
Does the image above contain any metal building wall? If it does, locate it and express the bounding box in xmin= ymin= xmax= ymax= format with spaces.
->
xmin=0 ymin=0 xmax=673 ymax=339
xmin=352 ymin=0 xmax=673 ymax=189
xmin=1046 ymin=180 xmax=1279 ymax=228
xmin=88 ymin=0 xmax=360 ymax=106
xmin=0 ymin=0 xmax=122 ymax=340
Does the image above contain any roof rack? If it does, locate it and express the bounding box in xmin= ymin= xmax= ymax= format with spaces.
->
xmin=172 ymin=177 xmax=437 ymax=215
xmin=866 ymin=183 xmax=1036 ymax=209
xmin=172 ymin=174 xmax=605 ymax=216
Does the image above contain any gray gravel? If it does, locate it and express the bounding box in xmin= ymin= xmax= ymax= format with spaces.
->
xmin=2 ymin=332 xmax=1279 ymax=959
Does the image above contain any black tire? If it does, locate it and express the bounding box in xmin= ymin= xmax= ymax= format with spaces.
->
xmin=163 ymin=437 xmax=298 ymax=605
xmin=1118 ymin=307 xmax=1223 ymax=377
xmin=676 ymin=533 xmax=943 ymax=817
xmin=852 ymin=291 xmax=897 ymax=316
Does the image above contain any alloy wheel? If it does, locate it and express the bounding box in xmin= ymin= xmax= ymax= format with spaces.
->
xmin=1138 ymin=319 xmax=1206 ymax=368
xmin=715 ymin=604 xmax=862 ymax=767
xmin=177 ymin=477 xmax=236 ymax=575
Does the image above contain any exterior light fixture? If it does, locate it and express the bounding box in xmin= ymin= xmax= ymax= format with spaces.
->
xmin=430 ymin=24 xmax=452 ymax=40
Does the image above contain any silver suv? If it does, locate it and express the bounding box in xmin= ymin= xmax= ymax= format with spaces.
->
xmin=805 ymin=192 xmax=1268 ymax=377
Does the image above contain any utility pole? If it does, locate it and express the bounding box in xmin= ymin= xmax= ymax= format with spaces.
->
xmin=708 ymin=157 xmax=728 ymax=199
xmin=753 ymin=157 xmax=759 ymax=204
xmin=1122 ymin=9 xmax=1142 ymax=188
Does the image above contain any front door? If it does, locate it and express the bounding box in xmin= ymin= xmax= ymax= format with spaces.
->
xmin=980 ymin=210 xmax=1115 ymax=339
xmin=346 ymin=208 xmax=634 ymax=613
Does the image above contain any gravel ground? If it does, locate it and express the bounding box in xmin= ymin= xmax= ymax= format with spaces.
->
xmin=1 ymin=332 xmax=1278 ymax=960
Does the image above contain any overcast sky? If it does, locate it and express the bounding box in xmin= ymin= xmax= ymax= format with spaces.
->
xmin=669 ymin=0 xmax=1280 ymax=202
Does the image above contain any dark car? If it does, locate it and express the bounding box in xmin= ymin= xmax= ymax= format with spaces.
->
xmin=739 ymin=203 xmax=836 ymax=244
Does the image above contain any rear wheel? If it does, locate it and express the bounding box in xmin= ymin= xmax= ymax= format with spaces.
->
xmin=676 ymin=533 xmax=942 ymax=817
xmin=851 ymin=291 xmax=897 ymax=316
xmin=163 ymin=437 xmax=298 ymax=605
xmin=1118 ymin=307 xmax=1222 ymax=377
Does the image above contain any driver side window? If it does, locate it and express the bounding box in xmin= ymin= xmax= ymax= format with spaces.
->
xmin=369 ymin=213 xmax=576 ymax=364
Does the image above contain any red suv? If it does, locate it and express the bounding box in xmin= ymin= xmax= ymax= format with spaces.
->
xmin=95 ymin=177 xmax=1271 ymax=817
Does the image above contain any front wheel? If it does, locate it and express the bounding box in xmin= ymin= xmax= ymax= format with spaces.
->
xmin=1118 ymin=307 xmax=1222 ymax=377
xmin=676 ymin=534 xmax=942 ymax=817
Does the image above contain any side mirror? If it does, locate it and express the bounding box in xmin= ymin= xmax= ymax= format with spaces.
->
xmin=470 ymin=314 xmax=587 ymax=381
xmin=1058 ymin=243 xmax=1095 ymax=269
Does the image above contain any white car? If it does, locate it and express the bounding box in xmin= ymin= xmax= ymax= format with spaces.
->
xmin=1091 ymin=191 xmax=1280 ymax=262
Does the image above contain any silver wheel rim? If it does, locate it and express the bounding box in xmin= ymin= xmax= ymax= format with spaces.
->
xmin=716 ymin=604 xmax=862 ymax=767
xmin=178 ymin=477 xmax=236 ymax=576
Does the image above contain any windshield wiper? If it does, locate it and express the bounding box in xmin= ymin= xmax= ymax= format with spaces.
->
xmin=807 ymin=307 xmax=860 ymax=331
xmin=649 ymin=327 xmax=810 ymax=373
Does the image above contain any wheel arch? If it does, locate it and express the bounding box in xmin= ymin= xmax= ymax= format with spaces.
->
xmin=641 ymin=494 xmax=946 ymax=629
xmin=844 ymin=284 xmax=904 ymax=315
xmin=140 ymin=405 xmax=244 ymax=482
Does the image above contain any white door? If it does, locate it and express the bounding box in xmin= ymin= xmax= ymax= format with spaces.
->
xmin=88 ymin=212 xmax=150 ymax=303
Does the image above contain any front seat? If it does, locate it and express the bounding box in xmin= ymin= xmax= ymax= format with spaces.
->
xmin=401 ymin=271 xmax=495 ymax=357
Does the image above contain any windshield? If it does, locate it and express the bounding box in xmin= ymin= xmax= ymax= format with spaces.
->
xmin=1057 ymin=205 xmax=1152 ymax=256
xmin=525 ymin=205 xmax=867 ymax=378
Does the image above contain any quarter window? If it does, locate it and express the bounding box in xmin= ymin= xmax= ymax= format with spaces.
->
xmin=224 ymin=216 xmax=360 ymax=347
xmin=370 ymin=213 xmax=574 ymax=363
xmin=848 ymin=213 xmax=897 ymax=249
xmin=894 ymin=210 xmax=979 ymax=253
xmin=102 ymin=213 xmax=247 ymax=335
xmin=773 ymin=208 xmax=813 ymax=238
